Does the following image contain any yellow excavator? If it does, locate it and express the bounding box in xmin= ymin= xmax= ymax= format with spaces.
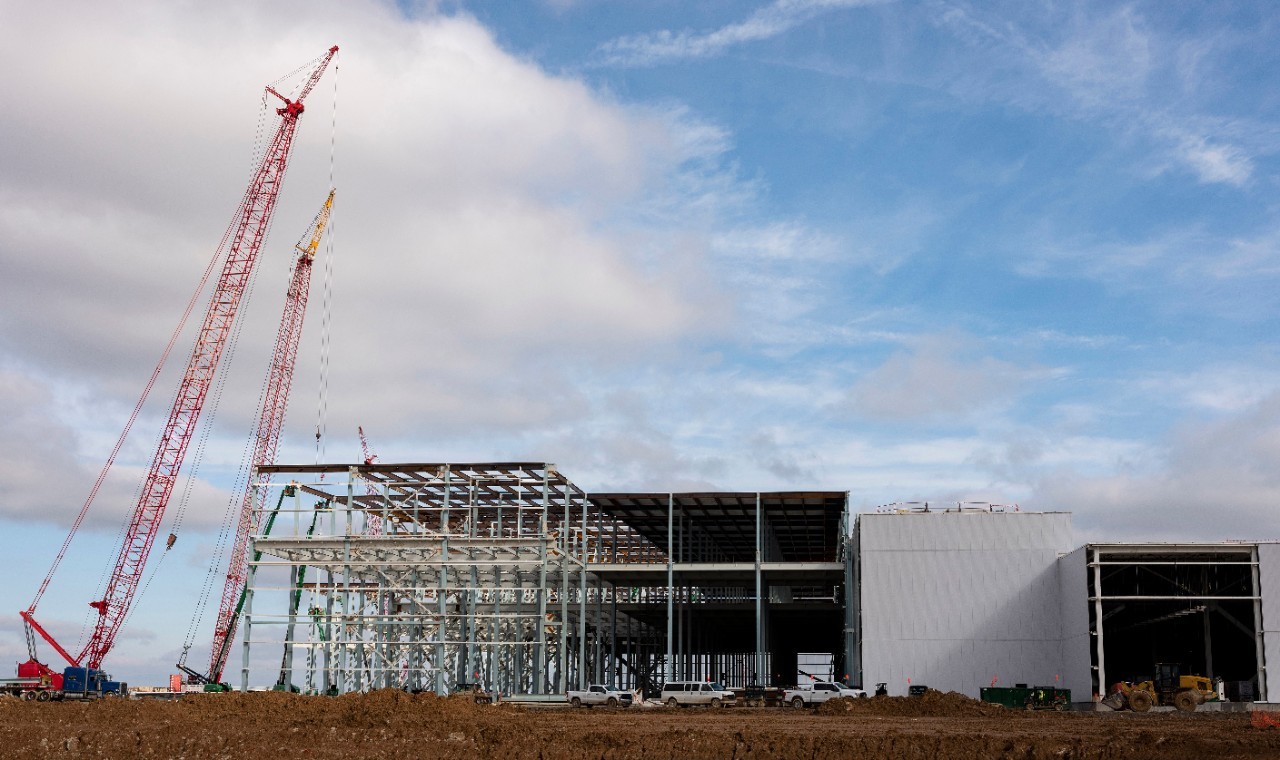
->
xmin=1102 ymin=663 xmax=1217 ymax=712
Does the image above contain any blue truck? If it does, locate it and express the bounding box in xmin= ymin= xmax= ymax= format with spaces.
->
xmin=2 ymin=660 xmax=128 ymax=702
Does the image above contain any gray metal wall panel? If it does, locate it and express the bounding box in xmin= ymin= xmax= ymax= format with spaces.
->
xmin=1260 ymin=543 xmax=1280 ymax=702
xmin=1056 ymin=545 xmax=1092 ymax=699
xmin=857 ymin=512 xmax=1076 ymax=698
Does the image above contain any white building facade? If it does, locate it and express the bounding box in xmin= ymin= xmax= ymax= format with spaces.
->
xmin=853 ymin=511 xmax=1090 ymax=699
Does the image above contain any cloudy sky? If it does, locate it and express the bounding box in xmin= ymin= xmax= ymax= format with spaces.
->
xmin=2 ymin=0 xmax=1279 ymax=684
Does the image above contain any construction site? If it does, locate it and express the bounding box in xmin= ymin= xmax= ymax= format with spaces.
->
xmin=7 ymin=41 xmax=1280 ymax=760
xmin=235 ymin=463 xmax=850 ymax=698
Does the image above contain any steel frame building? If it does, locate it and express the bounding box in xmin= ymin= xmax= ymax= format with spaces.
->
xmin=238 ymin=462 xmax=851 ymax=696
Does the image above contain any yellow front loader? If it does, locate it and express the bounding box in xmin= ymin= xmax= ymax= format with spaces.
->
xmin=1102 ymin=663 xmax=1216 ymax=713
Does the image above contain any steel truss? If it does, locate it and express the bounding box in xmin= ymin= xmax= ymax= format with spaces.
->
xmin=239 ymin=463 xmax=667 ymax=696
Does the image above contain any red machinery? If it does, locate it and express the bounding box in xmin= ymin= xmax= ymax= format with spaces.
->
xmin=21 ymin=46 xmax=339 ymax=674
xmin=206 ymin=189 xmax=335 ymax=683
xmin=358 ymin=426 xmax=384 ymax=536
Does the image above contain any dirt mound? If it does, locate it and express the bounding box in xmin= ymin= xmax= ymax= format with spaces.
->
xmin=816 ymin=690 xmax=1005 ymax=717
xmin=3 ymin=691 xmax=1280 ymax=759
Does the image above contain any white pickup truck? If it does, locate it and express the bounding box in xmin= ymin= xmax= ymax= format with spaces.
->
xmin=567 ymin=684 xmax=634 ymax=708
xmin=782 ymin=681 xmax=867 ymax=708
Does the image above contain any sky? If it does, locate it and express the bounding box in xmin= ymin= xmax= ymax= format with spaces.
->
xmin=1 ymin=0 xmax=1279 ymax=685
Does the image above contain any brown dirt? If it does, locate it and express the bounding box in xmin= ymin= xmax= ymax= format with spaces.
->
xmin=815 ymin=690 xmax=1006 ymax=716
xmin=2 ymin=689 xmax=1279 ymax=759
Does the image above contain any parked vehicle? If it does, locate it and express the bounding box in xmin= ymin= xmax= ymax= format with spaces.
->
xmin=741 ymin=683 xmax=768 ymax=707
xmin=783 ymin=681 xmax=867 ymax=708
xmin=661 ymin=681 xmax=736 ymax=708
xmin=567 ymin=684 xmax=634 ymax=708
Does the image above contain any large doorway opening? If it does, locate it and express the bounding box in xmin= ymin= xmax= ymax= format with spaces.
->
xmin=1089 ymin=545 xmax=1262 ymax=701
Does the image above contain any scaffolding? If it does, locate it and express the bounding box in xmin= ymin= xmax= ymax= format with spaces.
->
xmin=239 ymin=463 xmax=850 ymax=696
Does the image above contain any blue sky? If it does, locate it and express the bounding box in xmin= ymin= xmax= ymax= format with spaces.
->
xmin=1 ymin=0 xmax=1279 ymax=685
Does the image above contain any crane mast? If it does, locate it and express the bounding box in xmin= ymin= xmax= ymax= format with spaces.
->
xmin=207 ymin=190 xmax=334 ymax=682
xmin=22 ymin=46 xmax=338 ymax=671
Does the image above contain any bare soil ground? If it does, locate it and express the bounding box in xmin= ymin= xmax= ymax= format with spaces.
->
xmin=3 ymin=689 xmax=1279 ymax=759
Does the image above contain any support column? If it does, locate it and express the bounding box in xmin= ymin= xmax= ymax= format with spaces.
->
xmin=435 ymin=541 xmax=448 ymax=694
xmin=339 ymin=536 xmax=352 ymax=693
xmin=536 ymin=536 xmax=549 ymax=693
xmin=666 ymin=493 xmax=674 ymax=684
xmin=1253 ymin=547 xmax=1268 ymax=701
xmin=755 ymin=492 xmax=764 ymax=685
xmin=1203 ymin=607 xmax=1214 ymax=679
xmin=578 ymin=495 xmax=588 ymax=688
xmin=842 ymin=498 xmax=856 ymax=686
xmin=239 ymin=542 xmax=257 ymax=693
xmin=282 ymin=560 xmax=302 ymax=689
xmin=1092 ymin=548 xmax=1106 ymax=699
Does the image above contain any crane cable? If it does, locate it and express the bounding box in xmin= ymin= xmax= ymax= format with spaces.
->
xmin=34 ymin=206 xmax=236 ymax=619
xmin=135 ymin=164 xmax=277 ymax=641
xmin=179 ymin=144 xmax=302 ymax=660
xmin=315 ymin=50 xmax=339 ymax=469
xmin=64 ymin=179 xmax=255 ymax=658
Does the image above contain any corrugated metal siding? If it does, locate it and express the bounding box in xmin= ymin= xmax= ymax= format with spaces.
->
xmin=1259 ymin=543 xmax=1280 ymax=702
xmin=857 ymin=512 xmax=1078 ymax=697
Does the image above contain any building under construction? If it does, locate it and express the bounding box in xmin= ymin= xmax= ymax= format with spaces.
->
xmin=238 ymin=462 xmax=851 ymax=696
xmin=239 ymin=462 xmax=1279 ymax=704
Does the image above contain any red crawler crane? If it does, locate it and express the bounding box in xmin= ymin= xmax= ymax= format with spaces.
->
xmin=206 ymin=190 xmax=335 ymax=683
xmin=20 ymin=46 xmax=338 ymax=672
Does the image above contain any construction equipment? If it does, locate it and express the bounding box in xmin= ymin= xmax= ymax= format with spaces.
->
xmin=19 ymin=45 xmax=337 ymax=682
xmin=357 ymin=426 xmax=384 ymax=536
xmin=1102 ymin=663 xmax=1217 ymax=713
xmin=206 ymin=189 xmax=336 ymax=685
xmin=981 ymin=685 xmax=1070 ymax=710
xmin=1 ymin=664 xmax=127 ymax=702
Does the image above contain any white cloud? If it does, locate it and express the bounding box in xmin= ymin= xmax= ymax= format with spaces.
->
xmin=0 ymin=2 xmax=790 ymax=528
xmin=1032 ymin=392 xmax=1280 ymax=542
xmin=1142 ymin=366 xmax=1280 ymax=414
xmin=843 ymin=332 xmax=1044 ymax=421
xmin=1171 ymin=133 xmax=1254 ymax=187
xmin=930 ymin=2 xmax=1266 ymax=187
xmin=595 ymin=0 xmax=887 ymax=67
xmin=1010 ymin=223 xmax=1280 ymax=308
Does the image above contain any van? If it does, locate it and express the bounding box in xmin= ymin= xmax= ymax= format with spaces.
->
xmin=660 ymin=681 xmax=736 ymax=708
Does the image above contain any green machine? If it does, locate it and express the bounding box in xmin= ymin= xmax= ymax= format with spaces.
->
xmin=980 ymin=685 xmax=1070 ymax=710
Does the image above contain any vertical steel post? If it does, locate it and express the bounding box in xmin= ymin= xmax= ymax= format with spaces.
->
xmin=1092 ymin=547 xmax=1106 ymax=699
xmin=240 ymin=527 xmax=257 ymax=693
xmin=435 ymin=542 xmax=448 ymax=693
xmin=842 ymin=498 xmax=856 ymax=686
xmin=579 ymin=494 xmax=588 ymax=687
xmin=560 ymin=483 xmax=570 ymax=693
xmin=338 ymin=533 xmax=351 ymax=693
xmin=755 ymin=492 xmax=764 ymax=685
xmin=666 ymin=493 xmax=674 ymax=684
xmin=535 ymin=475 xmax=549 ymax=693
xmin=1253 ymin=546 xmax=1268 ymax=701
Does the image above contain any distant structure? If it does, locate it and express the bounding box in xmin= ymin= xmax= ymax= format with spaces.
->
xmin=238 ymin=463 xmax=1277 ymax=704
